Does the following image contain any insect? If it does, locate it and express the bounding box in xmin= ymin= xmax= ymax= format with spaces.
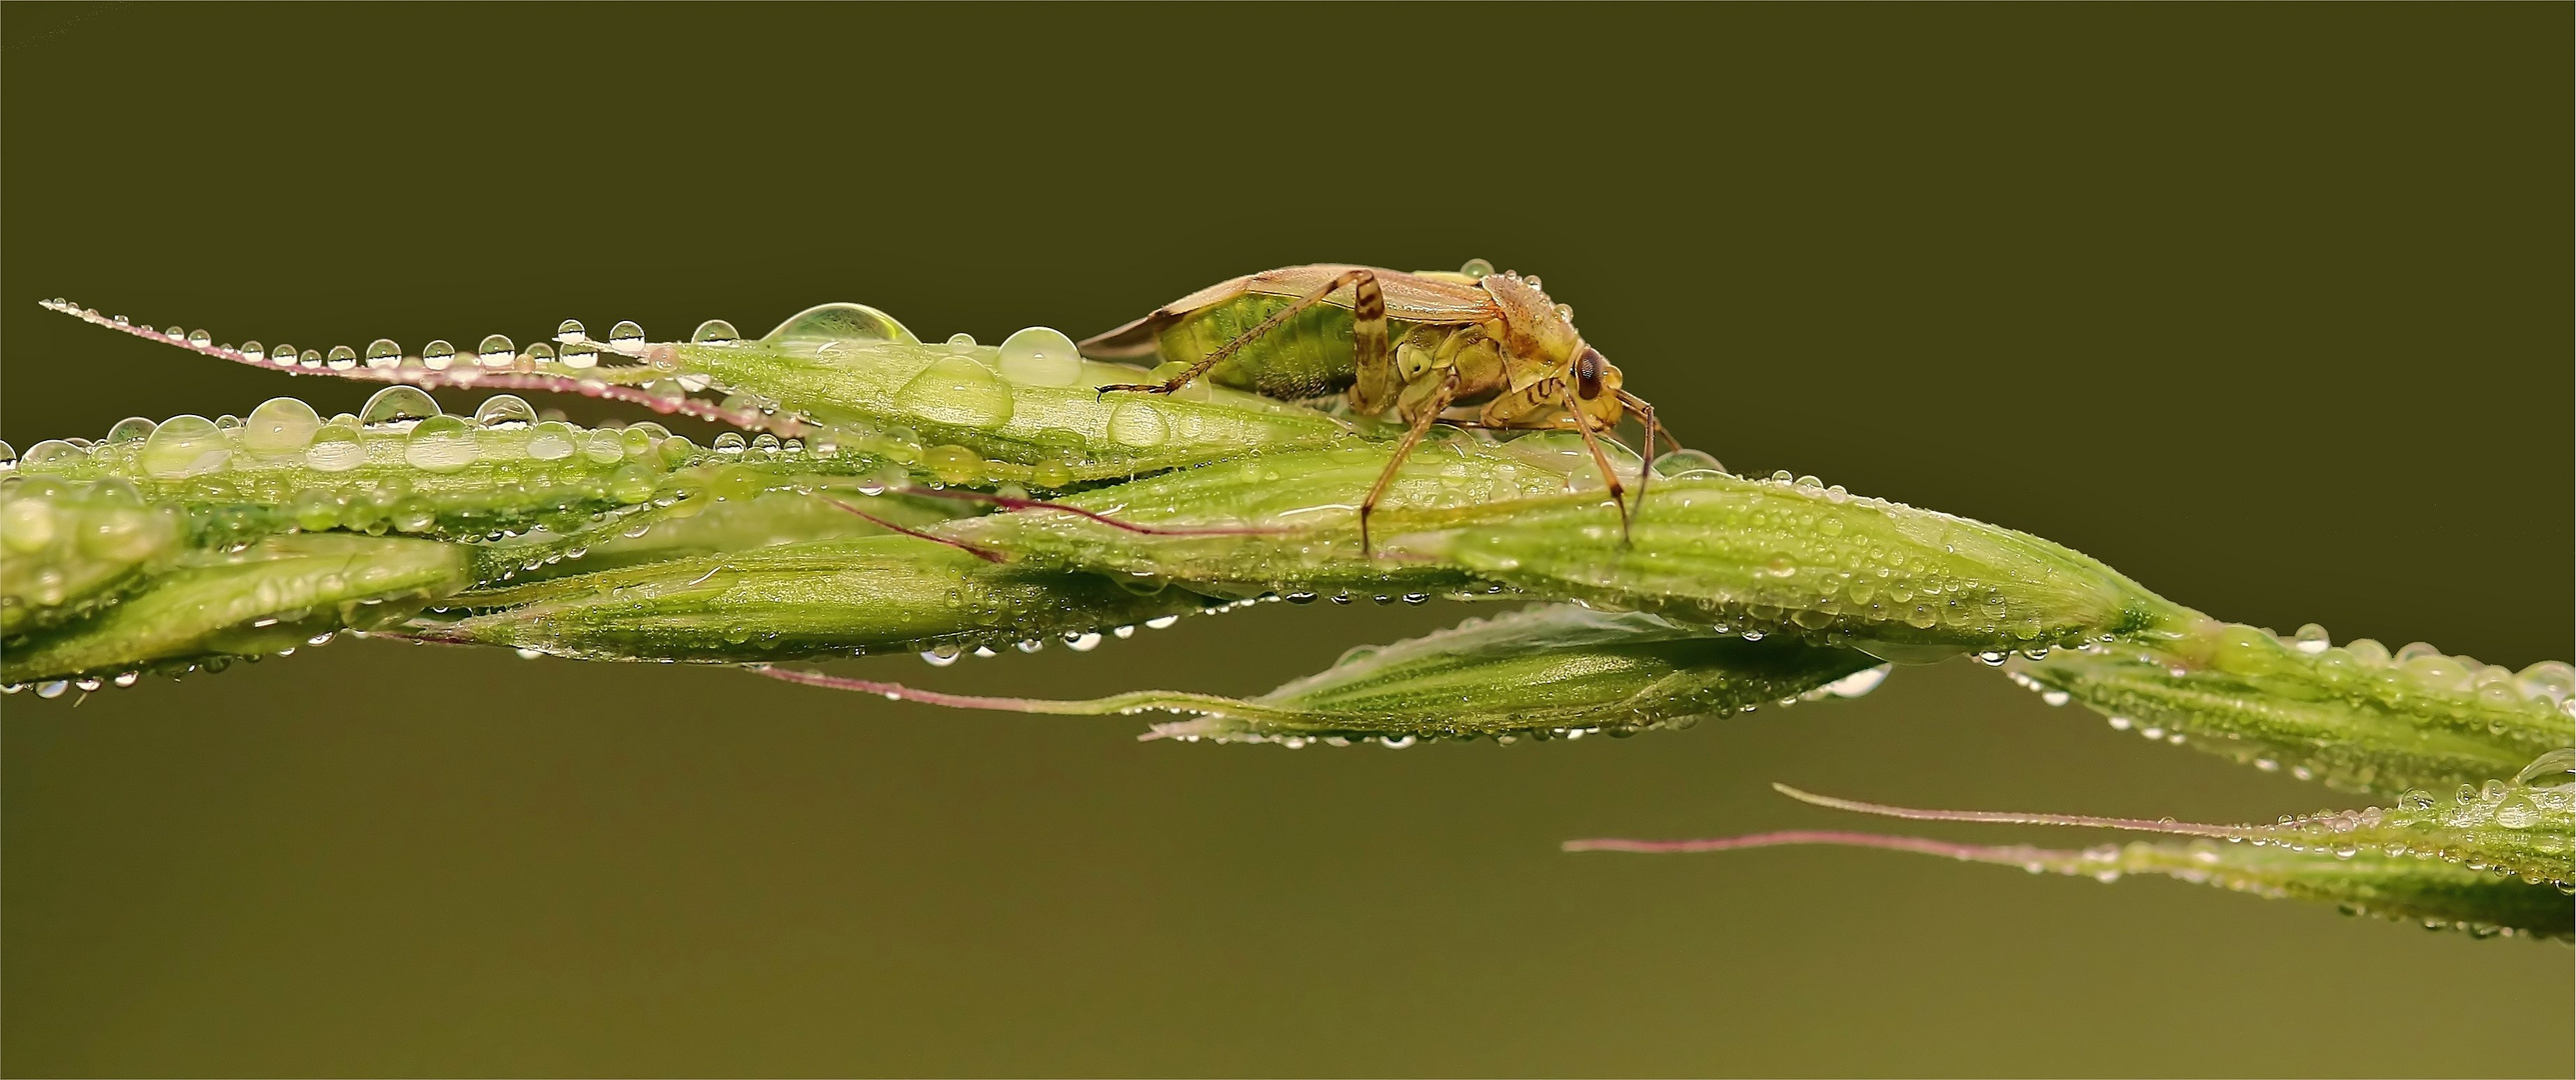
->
xmin=1082 ymin=261 xmax=1672 ymax=552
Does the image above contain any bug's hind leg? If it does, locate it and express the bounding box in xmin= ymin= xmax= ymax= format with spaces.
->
xmin=1357 ymin=370 xmax=1462 ymax=557
xmin=1096 ymin=269 xmax=1387 ymax=397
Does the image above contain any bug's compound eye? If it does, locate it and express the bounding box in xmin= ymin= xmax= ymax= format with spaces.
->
xmin=1573 ymin=346 xmax=1607 ymax=400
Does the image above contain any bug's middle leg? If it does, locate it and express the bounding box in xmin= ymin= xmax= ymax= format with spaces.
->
xmin=1356 ymin=368 xmax=1463 ymax=557
xmin=1097 ymin=269 xmax=1387 ymax=397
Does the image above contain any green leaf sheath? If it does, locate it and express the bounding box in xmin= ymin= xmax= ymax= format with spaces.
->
xmin=1568 ymin=830 xmax=2569 ymax=941
xmin=761 ymin=605 xmax=1890 ymax=745
xmin=422 ymin=536 xmax=1212 ymax=664
xmin=4 ymin=532 xmax=470 ymax=683
xmin=2013 ymin=629 xmax=2574 ymax=796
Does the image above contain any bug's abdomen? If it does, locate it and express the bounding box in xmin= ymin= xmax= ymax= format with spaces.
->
xmin=1161 ymin=296 xmax=1419 ymax=401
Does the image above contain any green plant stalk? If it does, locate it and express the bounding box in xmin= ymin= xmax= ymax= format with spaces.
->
xmin=759 ymin=604 xmax=1890 ymax=744
xmin=3 ymin=532 xmax=471 ymax=683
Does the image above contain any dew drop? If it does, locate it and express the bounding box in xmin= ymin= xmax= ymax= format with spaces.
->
xmin=762 ymin=302 xmax=919 ymax=348
xmin=1107 ymin=401 xmax=1171 ymax=448
xmin=1824 ymin=664 xmax=1892 ymax=698
xmin=268 ymin=343 xmax=299 ymax=366
xmin=561 ymin=340 xmax=602 ymax=369
xmin=2513 ymin=747 xmax=2574 ymax=787
xmin=1063 ymin=631 xmax=1103 ymax=652
xmin=476 ymin=334 xmax=516 ymax=369
xmin=418 ymin=340 xmax=457 ymax=370
xmin=404 ymin=415 xmax=479 ymax=472
xmin=242 ymin=397 xmax=322 ymax=457
xmin=104 ymin=416 xmax=158 ymax=444
xmin=524 ymin=343 xmax=556 ymax=369
xmin=521 ymin=420 xmax=575 ymax=461
xmin=238 ymin=340 xmax=264 ymax=362
xmin=1145 ymin=615 xmax=1181 ymax=630
xmin=556 ymin=318 xmax=588 ymax=342
xmin=998 ymin=326 xmax=1084 ymax=386
xmin=1458 ymin=257 xmax=1495 ymax=279
xmin=473 ymin=394 xmax=538 ymax=429
xmin=360 ymin=385 xmax=442 ymax=426
xmin=361 ymin=339 xmax=403 ymax=370
xmin=608 ymin=321 xmax=646 ymax=349
xmin=299 ymin=348 xmax=324 ymax=369
xmin=304 ymin=424 xmax=368 ymax=471
xmin=324 ymin=345 xmax=358 ymax=371
xmin=895 ymin=355 xmax=1016 ymax=427
xmin=690 ymin=319 xmax=740 ymax=344
xmin=185 ymin=328 xmax=212 ymax=347
xmin=921 ymin=646 xmax=961 ymax=667
xmin=138 ymin=415 xmax=232 ymax=478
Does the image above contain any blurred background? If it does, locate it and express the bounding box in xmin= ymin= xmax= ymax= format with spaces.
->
xmin=4 ymin=5 xmax=2568 ymax=1076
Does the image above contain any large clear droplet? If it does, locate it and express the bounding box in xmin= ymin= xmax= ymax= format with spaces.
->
xmin=360 ymin=385 xmax=442 ymax=426
xmin=473 ymin=394 xmax=538 ymax=428
xmin=761 ymin=302 xmax=920 ymax=350
xmin=138 ymin=415 xmax=233 ymax=478
xmin=421 ymin=340 xmax=457 ymax=371
xmin=608 ymin=321 xmax=645 ymax=348
xmin=304 ymin=424 xmax=368 ymax=472
xmin=404 ymin=414 xmax=480 ymax=472
xmin=104 ymin=416 xmax=158 ymax=444
xmin=561 ymin=341 xmax=601 ymax=369
xmin=556 ymin=318 xmax=587 ymax=342
xmin=691 ymin=319 xmax=740 ymax=344
xmin=524 ymin=342 xmax=556 ymax=368
xmin=526 ymin=420 xmax=579 ymax=461
xmin=364 ymin=339 xmax=404 ymax=370
xmin=1107 ymin=401 xmax=1171 ymax=448
xmin=299 ymin=348 xmax=324 ymax=369
xmin=894 ymin=355 xmax=1015 ymax=427
xmin=242 ymin=397 xmax=323 ymax=457
xmin=325 ymin=345 xmax=358 ymax=371
xmin=268 ymin=343 xmax=299 ymax=367
xmin=998 ymin=326 xmax=1083 ymax=386
xmin=186 ymin=329 xmax=213 ymax=347
xmin=1458 ymin=257 xmax=1495 ymax=279
xmin=476 ymin=334 xmax=516 ymax=369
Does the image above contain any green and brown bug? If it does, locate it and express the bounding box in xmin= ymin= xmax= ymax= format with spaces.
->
xmin=1082 ymin=261 xmax=1674 ymax=552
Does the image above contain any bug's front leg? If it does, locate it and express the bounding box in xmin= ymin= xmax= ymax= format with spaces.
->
xmin=1096 ymin=269 xmax=1386 ymax=397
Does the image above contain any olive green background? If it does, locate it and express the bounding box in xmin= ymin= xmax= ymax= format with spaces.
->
xmin=3 ymin=4 xmax=2569 ymax=1076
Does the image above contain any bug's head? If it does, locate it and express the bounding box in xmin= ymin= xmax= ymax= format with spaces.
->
xmin=1568 ymin=342 xmax=1625 ymax=428
xmin=1480 ymin=271 xmax=1585 ymax=369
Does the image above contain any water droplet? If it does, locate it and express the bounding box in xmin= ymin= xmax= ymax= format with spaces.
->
xmin=304 ymin=424 xmax=368 ymax=471
xmin=362 ymin=339 xmax=404 ymax=370
xmin=2513 ymin=747 xmax=2574 ymax=787
xmin=561 ymin=340 xmax=601 ymax=369
xmin=360 ymin=385 xmax=441 ymax=426
xmin=1107 ymin=401 xmax=1171 ymax=448
xmin=687 ymin=318 xmax=741 ymax=345
xmin=2493 ymin=792 xmax=2541 ymax=828
xmin=238 ymin=340 xmax=264 ymax=362
xmin=1458 ymin=257 xmax=1494 ymax=278
xmin=921 ymin=646 xmax=961 ymax=667
xmin=1063 ymin=631 xmax=1103 ymax=652
xmin=104 ymin=416 xmax=157 ymax=444
xmin=2040 ymin=689 xmax=2071 ymax=706
xmin=763 ymin=302 xmax=919 ymax=348
xmin=895 ymin=355 xmax=1016 ymax=427
xmin=138 ymin=415 xmax=232 ymax=478
xmin=1145 ymin=615 xmax=1181 ymax=630
xmin=1824 ymin=664 xmax=1892 ymax=698
xmin=476 ymin=334 xmax=516 ymax=369
xmin=323 ymin=345 xmax=358 ymax=371
xmin=1650 ymin=448 xmax=1725 ymax=477
xmin=267 ymin=343 xmax=299 ymax=366
xmin=298 ymin=348 xmax=324 ymax=369
xmin=185 ymin=329 xmax=212 ymax=347
xmin=526 ymin=420 xmax=579 ymax=461
xmin=473 ymin=394 xmax=538 ymax=428
xmin=2290 ymin=623 xmax=2330 ymax=654
xmin=404 ymin=415 xmax=479 ymax=472
xmin=998 ymin=326 xmax=1083 ymax=386
xmin=556 ymin=318 xmax=588 ymax=342
xmin=609 ymin=321 xmax=646 ymax=349
xmin=418 ymin=340 xmax=457 ymax=370
xmin=242 ymin=397 xmax=322 ymax=457
xmin=946 ymin=332 xmax=978 ymax=349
